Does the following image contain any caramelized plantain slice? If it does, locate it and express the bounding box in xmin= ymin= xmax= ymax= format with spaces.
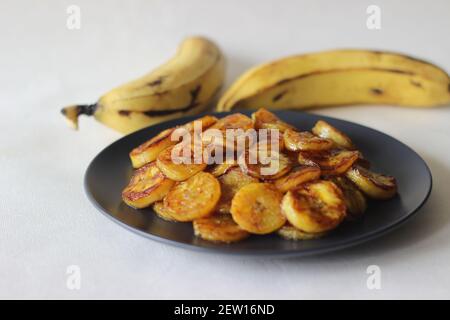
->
xmin=182 ymin=115 xmax=218 ymax=132
xmin=231 ymin=183 xmax=286 ymax=234
xmin=209 ymin=113 xmax=254 ymax=131
xmin=207 ymin=161 xmax=237 ymax=177
xmin=163 ymin=172 xmax=221 ymax=221
xmin=346 ymin=165 xmax=397 ymax=200
xmin=153 ymin=201 xmax=177 ymax=222
xmin=251 ymin=108 xmax=295 ymax=132
xmin=193 ymin=214 xmax=250 ymax=243
xmin=129 ymin=128 xmax=176 ymax=169
xmin=329 ymin=176 xmax=367 ymax=220
xmin=156 ymin=144 xmax=207 ymax=181
xmin=284 ymin=129 xmax=333 ymax=152
xmin=281 ymin=180 xmax=346 ymax=233
xmin=129 ymin=115 xmax=217 ymax=169
xmin=312 ymin=120 xmax=356 ymax=150
xmin=277 ymin=224 xmax=328 ymax=240
xmin=257 ymin=128 xmax=285 ymax=152
xmin=122 ymin=162 xmax=175 ymax=209
xmin=239 ymin=147 xmax=292 ymax=180
xmin=298 ymin=149 xmax=359 ymax=176
xmin=202 ymin=113 xmax=255 ymax=155
xmin=217 ymin=167 xmax=258 ymax=214
xmin=274 ymin=165 xmax=321 ymax=192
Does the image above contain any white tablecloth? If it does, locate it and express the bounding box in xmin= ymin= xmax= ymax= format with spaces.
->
xmin=1 ymin=0 xmax=450 ymax=299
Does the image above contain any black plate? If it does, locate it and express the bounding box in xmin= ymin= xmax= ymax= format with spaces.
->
xmin=85 ymin=110 xmax=432 ymax=257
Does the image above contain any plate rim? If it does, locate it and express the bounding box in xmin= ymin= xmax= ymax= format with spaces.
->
xmin=84 ymin=110 xmax=433 ymax=257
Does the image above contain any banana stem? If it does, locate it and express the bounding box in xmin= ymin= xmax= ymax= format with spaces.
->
xmin=61 ymin=104 xmax=97 ymax=130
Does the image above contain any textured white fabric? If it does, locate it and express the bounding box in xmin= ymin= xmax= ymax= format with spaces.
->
xmin=1 ymin=0 xmax=450 ymax=299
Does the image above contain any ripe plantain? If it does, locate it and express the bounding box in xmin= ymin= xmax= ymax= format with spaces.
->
xmin=274 ymin=165 xmax=321 ymax=192
xmin=217 ymin=167 xmax=258 ymax=214
xmin=230 ymin=183 xmax=286 ymax=234
xmin=217 ymin=50 xmax=450 ymax=111
xmin=156 ymin=144 xmax=207 ymax=181
xmin=62 ymin=37 xmax=225 ymax=134
xmin=346 ymin=165 xmax=397 ymax=200
xmin=193 ymin=214 xmax=250 ymax=243
xmin=129 ymin=115 xmax=217 ymax=168
xmin=312 ymin=120 xmax=356 ymax=150
xmin=277 ymin=224 xmax=328 ymax=240
xmin=283 ymin=129 xmax=334 ymax=152
xmin=281 ymin=180 xmax=346 ymax=233
xmin=163 ymin=172 xmax=221 ymax=221
xmin=298 ymin=149 xmax=359 ymax=176
xmin=122 ymin=162 xmax=175 ymax=208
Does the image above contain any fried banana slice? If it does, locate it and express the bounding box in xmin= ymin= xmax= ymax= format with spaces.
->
xmin=257 ymin=129 xmax=285 ymax=152
xmin=284 ymin=129 xmax=333 ymax=152
xmin=156 ymin=144 xmax=207 ymax=181
xmin=193 ymin=214 xmax=250 ymax=243
xmin=274 ymin=165 xmax=321 ymax=192
xmin=202 ymin=113 xmax=255 ymax=154
xmin=277 ymin=224 xmax=328 ymax=240
xmin=298 ymin=149 xmax=359 ymax=175
xmin=122 ymin=162 xmax=175 ymax=209
xmin=281 ymin=180 xmax=346 ymax=233
xmin=153 ymin=201 xmax=176 ymax=222
xmin=312 ymin=120 xmax=356 ymax=150
xmin=217 ymin=167 xmax=258 ymax=214
xmin=231 ymin=183 xmax=286 ymax=234
xmin=208 ymin=161 xmax=237 ymax=177
xmin=346 ymin=165 xmax=397 ymax=200
xmin=163 ymin=172 xmax=221 ymax=221
xmin=251 ymin=108 xmax=295 ymax=132
xmin=182 ymin=115 xmax=218 ymax=132
xmin=129 ymin=115 xmax=217 ymax=169
xmin=329 ymin=176 xmax=367 ymax=220
xmin=239 ymin=147 xmax=292 ymax=180
xmin=129 ymin=128 xmax=176 ymax=169
xmin=209 ymin=113 xmax=254 ymax=131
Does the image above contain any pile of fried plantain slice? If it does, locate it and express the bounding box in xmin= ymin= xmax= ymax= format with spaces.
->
xmin=122 ymin=108 xmax=397 ymax=243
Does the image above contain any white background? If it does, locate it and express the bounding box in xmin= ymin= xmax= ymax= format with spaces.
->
xmin=1 ymin=0 xmax=450 ymax=299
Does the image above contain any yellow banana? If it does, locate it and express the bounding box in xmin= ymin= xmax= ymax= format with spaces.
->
xmin=62 ymin=36 xmax=225 ymax=134
xmin=217 ymin=50 xmax=450 ymax=111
